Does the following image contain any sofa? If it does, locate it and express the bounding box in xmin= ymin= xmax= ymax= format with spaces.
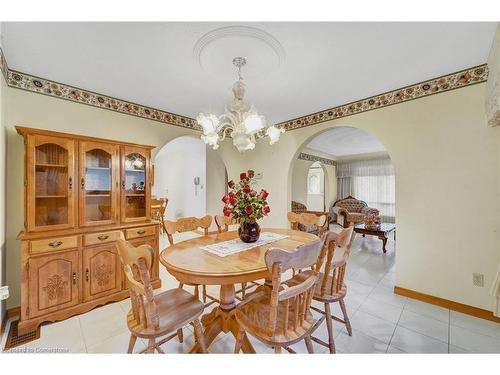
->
xmin=330 ymin=195 xmax=380 ymax=228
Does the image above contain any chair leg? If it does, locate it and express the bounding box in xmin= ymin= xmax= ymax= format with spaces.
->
xmin=177 ymin=328 xmax=184 ymax=343
xmin=274 ymin=345 xmax=282 ymax=354
xmin=324 ymin=303 xmax=336 ymax=354
xmin=192 ymin=319 xmax=207 ymax=353
xmin=127 ymin=334 xmax=137 ymax=353
xmin=305 ymin=335 xmax=314 ymax=354
xmin=146 ymin=339 xmax=155 ymax=353
xmin=178 ymin=282 xmax=184 ymax=289
xmin=202 ymin=285 xmax=207 ymax=304
xmin=234 ymin=327 xmax=245 ymax=353
xmin=339 ymin=298 xmax=352 ymax=336
xmin=241 ymin=282 xmax=246 ymax=299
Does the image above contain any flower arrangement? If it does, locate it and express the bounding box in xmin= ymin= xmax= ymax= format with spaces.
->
xmin=222 ymin=169 xmax=270 ymax=224
xmin=222 ymin=170 xmax=270 ymax=242
xmin=363 ymin=212 xmax=381 ymax=229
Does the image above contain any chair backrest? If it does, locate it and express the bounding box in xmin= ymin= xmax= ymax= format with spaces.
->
xmin=116 ymin=238 xmax=159 ymax=331
xmin=291 ymin=200 xmax=307 ymax=213
xmin=151 ymin=198 xmax=167 ymax=220
xmin=316 ymin=227 xmax=354 ymax=298
xmin=287 ymin=211 xmax=328 ymax=236
xmin=264 ymin=237 xmax=324 ymax=336
xmin=164 ymin=215 xmax=212 ymax=245
xmin=214 ymin=215 xmax=238 ymax=233
xmin=333 ymin=196 xmax=367 ymax=213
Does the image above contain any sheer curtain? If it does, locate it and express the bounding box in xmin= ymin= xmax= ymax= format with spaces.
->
xmin=336 ymin=157 xmax=395 ymax=223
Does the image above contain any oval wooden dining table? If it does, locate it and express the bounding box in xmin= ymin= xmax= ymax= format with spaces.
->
xmin=160 ymin=227 xmax=318 ymax=353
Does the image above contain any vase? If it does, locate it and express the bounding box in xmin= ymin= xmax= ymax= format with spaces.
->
xmin=238 ymin=221 xmax=261 ymax=243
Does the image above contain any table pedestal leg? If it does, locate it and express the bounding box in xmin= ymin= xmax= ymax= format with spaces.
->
xmin=190 ymin=283 xmax=256 ymax=353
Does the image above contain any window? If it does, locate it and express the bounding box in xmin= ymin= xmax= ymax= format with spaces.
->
xmin=308 ymin=172 xmax=321 ymax=194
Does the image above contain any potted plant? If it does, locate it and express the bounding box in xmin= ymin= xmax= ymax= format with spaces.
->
xmin=222 ymin=169 xmax=271 ymax=243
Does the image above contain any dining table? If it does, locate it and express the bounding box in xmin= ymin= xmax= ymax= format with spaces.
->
xmin=159 ymin=227 xmax=319 ymax=353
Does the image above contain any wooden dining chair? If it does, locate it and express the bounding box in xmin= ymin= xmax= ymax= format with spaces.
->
xmin=289 ymin=226 xmax=355 ymax=353
xmin=116 ymin=238 xmax=207 ymax=353
xmin=151 ymin=198 xmax=168 ymax=234
xmin=164 ymin=215 xmax=216 ymax=305
xmin=233 ymin=237 xmax=325 ymax=354
xmin=287 ymin=212 xmax=328 ymax=237
xmin=214 ymin=215 xmax=257 ymax=300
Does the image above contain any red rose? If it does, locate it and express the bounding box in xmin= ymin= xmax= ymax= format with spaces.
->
xmin=262 ymin=206 xmax=271 ymax=214
xmin=228 ymin=180 xmax=235 ymax=188
xmin=245 ymin=205 xmax=253 ymax=215
xmin=260 ymin=189 xmax=269 ymax=199
xmin=221 ymin=194 xmax=230 ymax=204
xmin=250 ymin=190 xmax=256 ymax=196
xmin=243 ymin=185 xmax=251 ymax=194
xmin=223 ymin=207 xmax=232 ymax=217
xmin=229 ymin=196 xmax=238 ymax=206
xmin=247 ymin=170 xmax=255 ymax=178
xmin=240 ymin=172 xmax=247 ymax=181
xmin=228 ymin=191 xmax=236 ymax=198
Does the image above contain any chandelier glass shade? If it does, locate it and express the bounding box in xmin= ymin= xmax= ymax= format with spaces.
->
xmin=197 ymin=57 xmax=284 ymax=152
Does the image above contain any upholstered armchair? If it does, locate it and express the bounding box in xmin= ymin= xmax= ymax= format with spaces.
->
xmin=330 ymin=195 xmax=380 ymax=228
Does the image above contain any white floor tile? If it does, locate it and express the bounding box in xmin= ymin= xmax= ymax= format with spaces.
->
xmin=404 ymin=299 xmax=450 ymax=323
xmin=449 ymin=325 xmax=500 ymax=353
xmin=398 ymin=309 xmax=449 ymax=343
xmin=450 ymin=311 xmax=500 ymax=339
xmin=386 ymin=345 xmax=406 ymax=353
xmin=336 ymin=331 xmax=388 ymax=353
xmin=25 ymin=316 xmax=86 ymax=353
xmin=349 ymin=310 xmax=397 ymax=344
xmin=390 ymin=326 xmax=448 ymax=353
xmin=80 ymin=306 xmax=129 ymax=349
xmin=87 ymin=330 xmax=147 ymax=353
xmin=359 ymin=297 xmax=404 ymax=324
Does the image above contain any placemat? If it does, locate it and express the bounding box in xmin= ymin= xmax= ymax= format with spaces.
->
xmin=201 ymin=232 xmax=289 ymax=257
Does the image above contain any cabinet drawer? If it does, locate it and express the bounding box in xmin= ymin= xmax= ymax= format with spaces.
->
xmin=125 ymin=226 xmax=156 ymax=240
xmin=30 ymin=236 xmax=79 ymax=254
xmin=84 ymin=230 xmax=123 ymax=246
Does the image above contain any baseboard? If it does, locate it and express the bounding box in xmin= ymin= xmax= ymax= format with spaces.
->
xmin=394 ymin=286 xmax=500 ymax=324
xmin=1 ymin=306 xmax=21 ymax=337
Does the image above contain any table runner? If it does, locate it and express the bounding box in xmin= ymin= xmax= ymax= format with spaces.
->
xmin=201 ymin=232 xmax=289 ymax=257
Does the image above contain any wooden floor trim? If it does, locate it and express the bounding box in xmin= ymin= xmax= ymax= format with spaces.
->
xmin=394 ymin=286 xmax=500 ymax=324
xmin=1 ymin=306 xmax=21 ymax=337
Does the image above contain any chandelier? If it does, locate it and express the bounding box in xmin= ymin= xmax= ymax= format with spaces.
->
xmin=197 ymin=57 xmax=284 ymax=152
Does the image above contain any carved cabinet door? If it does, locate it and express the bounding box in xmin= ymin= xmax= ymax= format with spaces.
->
xmin=82 ymin=245 xmax=123 ymax=302
xmin=28 ymin=250 xmax=80 ymax=318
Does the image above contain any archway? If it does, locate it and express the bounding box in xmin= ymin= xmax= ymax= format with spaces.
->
xmin=153 ymin=136 xmax=227 ymax=225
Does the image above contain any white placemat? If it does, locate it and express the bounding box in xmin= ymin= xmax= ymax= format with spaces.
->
xmin=201 ymin=232 xmax=289 ymax=257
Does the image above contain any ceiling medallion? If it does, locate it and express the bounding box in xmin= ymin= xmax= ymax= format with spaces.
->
xmin=197 ymin=57 xmax=284 ymax=152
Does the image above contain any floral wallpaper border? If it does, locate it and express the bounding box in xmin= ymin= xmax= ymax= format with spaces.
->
xmin=298 ymin=152 xmax=336 ymax=166
xmin=0 ymin=48 xmax=488 ymax=133
xmin=276 ymin=64 xmax=489 ymax=131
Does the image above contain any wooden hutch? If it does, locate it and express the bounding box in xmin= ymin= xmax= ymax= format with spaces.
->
xmin=16 ymin=126 xmax=160 ymax=334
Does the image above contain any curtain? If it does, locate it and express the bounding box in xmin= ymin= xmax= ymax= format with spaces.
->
xmin=336 ymin=157 xmax=396 ymax=223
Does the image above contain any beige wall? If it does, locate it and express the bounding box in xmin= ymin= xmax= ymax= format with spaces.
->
xmin=217 ymin=83 xmax=500 ymax=312
xmin=0 ymin=70 xmax=6 ymax=323
xmin=3 ymin=87 xmax=200 ymax=309
xmin=206 ymin=148 xmax=227 ymax=231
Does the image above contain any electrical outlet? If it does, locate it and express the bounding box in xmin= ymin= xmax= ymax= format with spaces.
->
xmin=472 ymin=273 xmax=484 ymax=287
xmin=0 ymin=286 xmax=9 ymax=300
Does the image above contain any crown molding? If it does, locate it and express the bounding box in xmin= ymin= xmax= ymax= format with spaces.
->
xmin=0 ymin=48 xmax=199 ymax=131
xmin=0 ymin=48 xmax=489 ymax=134
xmin=298 ymin=152 xmax=336 ymax=166
xmin=277 ymin=64 xmax=489 ymax=132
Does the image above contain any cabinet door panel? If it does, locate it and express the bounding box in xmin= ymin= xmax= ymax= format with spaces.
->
xmin=27 ymin=134 xmax=76 ymax=232
xmin=79 ymin=141 xmax=120 ymax=226
xmin=28 ymin=250 xmax=80 ymax=318
xmin=83 ymin=245 xmax=123 ymax=301
xmin=121 ymin=146 xmax=151 ymax=223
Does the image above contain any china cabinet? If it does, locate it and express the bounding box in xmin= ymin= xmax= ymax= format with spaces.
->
xmin=16 ymin=126 xmax=160 ymax=335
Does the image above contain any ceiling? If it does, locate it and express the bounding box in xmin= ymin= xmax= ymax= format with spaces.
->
xmin=306 ymin=127 xmax=386 ymax=157
xmin=1 ymin=22 xmax=497 ymax=125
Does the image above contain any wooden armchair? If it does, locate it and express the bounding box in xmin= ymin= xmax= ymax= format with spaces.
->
xmin=287 ymin=211 xmax=328 ymax=237
xmin=116 ymin=238 xmax=206 ymax=353
xmin=164 ymin=215 xmax=217 ymax=306
xmin=215 ymin=215 xmax=258 ymax=300
xmin=289 ymin=226 xmax=355 ymax=353
xmin=234 ymin=237 xmax=325 ymax=354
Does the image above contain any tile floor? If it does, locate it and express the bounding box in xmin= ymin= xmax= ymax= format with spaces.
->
xmin=2 ymin=227 xmax=500 ymax=354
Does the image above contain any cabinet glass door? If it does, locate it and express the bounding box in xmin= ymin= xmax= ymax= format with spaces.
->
xmin=122 ymin=148 xmax=150 ymax=222
xmin=80 ymin=142 xmax=119 ymax=226
xmin=29 ymin=135 xmax=75 ymax=231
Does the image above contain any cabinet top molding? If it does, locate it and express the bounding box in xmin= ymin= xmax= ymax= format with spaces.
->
xmin=16 ymin=125 xmax=156 ymax=150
